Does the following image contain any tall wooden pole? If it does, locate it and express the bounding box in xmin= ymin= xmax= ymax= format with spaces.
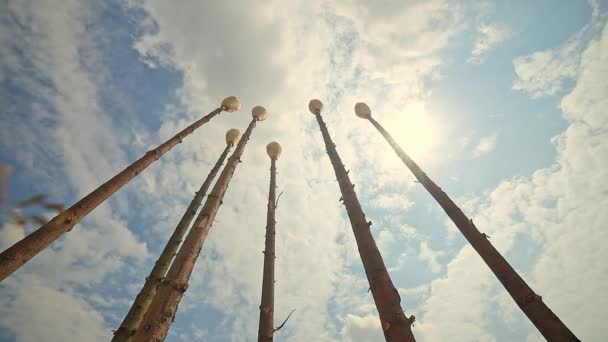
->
xmin=309 ymin=100 xmax=416 ymax=342
xmin=355 ymin=102 xmax=580 ymax=342
xmin=113 ymin=129 xmax=241 ymax=341
xmin=258 ymin=142 xmax=281 ymax=342
xmin=0 ymin=97 xmax=241 ymax=282
xmin=132 ymin=106 xmax=268 ymax=342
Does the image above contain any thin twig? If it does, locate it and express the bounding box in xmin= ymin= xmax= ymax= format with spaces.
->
xmin=275 ymin=191 xmax=284 ymax=208
xmin=273 ymin=309 xmax=296 ymax=332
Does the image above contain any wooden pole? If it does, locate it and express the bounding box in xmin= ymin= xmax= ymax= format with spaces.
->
xmin=113 ymin=129 xmax=240 ymax=341
xmin=309 ymin=100 xmax=416 ymax=342
xmin=356 ymin=102 xmax=579 ymax=342
xmin=0 ymin=97 xmax=241 ymax=282
xmin=133 ymin=107 xmax=267 ymax=341
xmin=258 ymin=142 xmax=281 ymax=342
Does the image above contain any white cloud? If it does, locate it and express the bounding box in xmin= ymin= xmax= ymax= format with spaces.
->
xmin=417 ymin=241 xmax=445 ymax=274
xmin=473 ymin=133 xmax=498 ymax=158
xmin=398 ymin=283 xmax=431 ymax=299
xmin=340 ymin=313 xmax=384 ymax=342
xmin=123 ymin=0 xmax=466 ymax=340
xmin=0 ymin=274 xmax=108 ymax=342
xmin=369 ymin=192 xmax=414 ymax=211
xmin=417 ymin=246 xmax=498 ymax=341
xmin=418 ymin=17 xmax=608 ymax=342
xmin=7 ymin=1 xmax=602 ymax=342
xmin=399 ymin=224 xmax=418 ymax=240
xmin=512 ymin=0 xmax=605 ymax=98
xmin=0 ymin=1 xmax=147 ymax=341
xmin=512 ymin=47 xmax=579 ymax=98
xmin=468 ymin=22 xmax=511 ymax=64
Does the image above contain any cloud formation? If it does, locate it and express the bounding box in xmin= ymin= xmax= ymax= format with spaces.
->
xmin=473 ymin=133 xmax=498 ymax=158
xmin=468 ymin=23 xmax=511 ymax=64
xmin=0 ymin=1 xmax=605 ymax=342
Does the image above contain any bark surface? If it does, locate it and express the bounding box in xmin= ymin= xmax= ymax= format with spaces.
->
xmin=113 ymin=143 xmax=232 ymax=341
xmin=132 ymin=119 xmax=258 ymax=342
xmin=258 ymin=158 xmax=277 ymax=342
xmin=315 ymin=114 xmax=416 ymax=342
xmin=368 ymin=116 xmax=579 ymax=342
xmin=0 ymin=108 xmax=223 ymax=282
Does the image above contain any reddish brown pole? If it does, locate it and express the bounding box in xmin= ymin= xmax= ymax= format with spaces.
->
xmin=132 ymin=106 xmax=267 ymax=342
xmin=356 ymin=102 xmax=579 ymax=342
xmin=0 ymin=97 xmax=241 ymax=282
xmin=258 ymin=142 xmax=281 ymax=342
xmin=113 ymin=129 xmax=240 ymax=341
xmin=309 ymin=100 xmax=416 ymax=342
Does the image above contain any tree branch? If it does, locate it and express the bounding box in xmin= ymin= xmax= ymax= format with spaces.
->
xmin=274 ymin=191 xmax=284 ymax=208
xmin=273 ymin=309 xmax=296 ymax=333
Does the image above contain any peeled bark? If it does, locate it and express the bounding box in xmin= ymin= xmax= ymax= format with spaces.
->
xmin=258 ymin=158 xmax=277 ymax=342
xmin=314 ymin=113 xmax=416 ymax=342
xmin=0 ymin=108 xmax=224 ymax=282
xmin=132 ymin=119 xmax=258 ymax=341
xmin=367 ymin=116 xmax=579 ymax=342
xmin=112 ymin=143 xmax=232 ymax=341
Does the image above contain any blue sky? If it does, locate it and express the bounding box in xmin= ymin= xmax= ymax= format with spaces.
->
xmin=0 ymin=0 xmax=607 ymax=341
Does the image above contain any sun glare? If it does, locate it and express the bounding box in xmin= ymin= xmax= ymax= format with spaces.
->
xmin=380 ymin=100 xmax=444 ymax=164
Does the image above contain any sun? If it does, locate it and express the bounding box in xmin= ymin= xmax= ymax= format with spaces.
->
xmin=380 ymin=100 xmax=444 ymax=164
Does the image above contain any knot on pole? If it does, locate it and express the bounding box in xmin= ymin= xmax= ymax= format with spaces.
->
xmin=169 ymin=281 xmax=189 ymax=293
xmin=145 ymin=275 xmax=163 ymax=283
xmin=382 ymin=321 xmax=391 ymax=332
xmin=523 ymin=293 xmax=543 ymax=304
xmin=147 ymin=149 xmax=161 ymax=160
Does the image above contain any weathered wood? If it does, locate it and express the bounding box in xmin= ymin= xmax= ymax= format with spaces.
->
xmin=112 ymin=143 xmax=233 ymax=341
xmin=366 ymin=114 xmax=579 ymax=342
xmin=311 ymin=103 xmax=416 ymax=342
xmin=132 ymin=118 xmax=259 ymax=341
xmin=0 ymin=105 xmax=230 ymax=281
xmin=258 ymin=156 xmax=278 ymax=342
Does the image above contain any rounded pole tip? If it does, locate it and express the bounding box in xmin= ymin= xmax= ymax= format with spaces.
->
xmin=252 ymin=106 xmax=268 ymax=121
xmin=221 ymin=96 xmax=241 ymax=112
xmin=309 ymin=99 xmax=323 ymax=115
xmin=266 ymin=141 xmax=282 ymax=159
xmin=354 ymin=102 xmax=372 ymax=119
xmin=225 ymin=128 xmax=241 ymax=146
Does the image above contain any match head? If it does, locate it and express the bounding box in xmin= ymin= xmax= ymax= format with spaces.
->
xmin=221 ymin=96 xmax=241 ymax=112
xmin=309 ymin=99 xmax=323 ymax=115
xmin=225 ymin=128 xmax=241 ymax=146
xmin=354 ymin=102 xmax=372 ymax=119
xmin=266 ymin=142 xmax=282 ymax=159
xmin=252 ymin=106 xmax=268 ymax=121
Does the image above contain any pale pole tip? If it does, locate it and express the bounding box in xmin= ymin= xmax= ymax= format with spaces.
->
xmin=225 ymin=129 xmax=241 ymax=146
xmin=252 ymin=106 xmax=268 ymax=121
xmin=354 ymin=102 xmax=372 ymax=119
xmin=309 ymin=99 xmax=323 ymax=115
xmin=266 ymin=142 xmax=282 ymax=160
xmin=221 ymin=96 xmax=241 ymax=112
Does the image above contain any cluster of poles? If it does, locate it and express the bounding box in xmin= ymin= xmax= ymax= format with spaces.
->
xmin=0 ymin=96 xmax=580 ymax=341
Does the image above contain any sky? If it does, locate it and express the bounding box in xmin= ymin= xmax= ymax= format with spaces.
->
xmin=0 ymin=0 xmax=606 ymax=341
